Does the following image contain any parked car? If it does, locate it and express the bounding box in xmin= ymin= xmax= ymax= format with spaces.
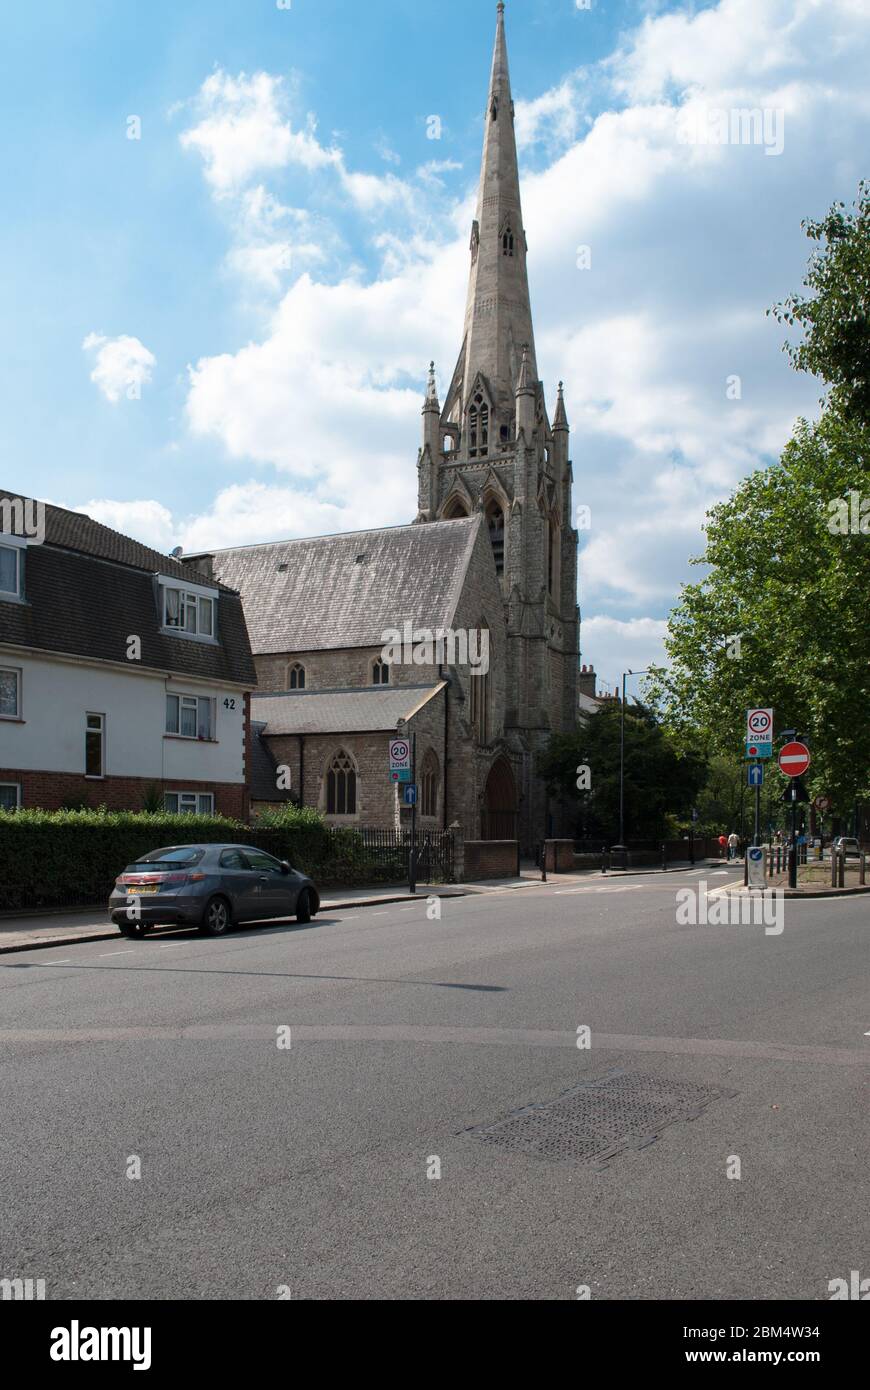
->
xmin=109 ymin=844 xmax=320 ymax=938
xmin=832 ymin=836 xmax=861 ymax=860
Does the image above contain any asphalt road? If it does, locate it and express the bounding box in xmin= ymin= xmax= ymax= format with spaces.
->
xmin=1 ymin=866 xmax=867 ymax=1301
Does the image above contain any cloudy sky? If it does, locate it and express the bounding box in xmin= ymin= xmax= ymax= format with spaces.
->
xmin=3 ymin=0 xmax=868 ymax=691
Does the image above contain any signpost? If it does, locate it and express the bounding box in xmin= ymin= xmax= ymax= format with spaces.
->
xmin=746 ymin=845 xmax=767 ymax=890
xmin=746 ymin=709 xmax=773 ymax=760
xmin=778 ymin=740 xmax=811 ymax=888
xmin=389 ymin=738 xmax=412 ymax=785
xmin=391 ymin=734 xmax=417 ymax=894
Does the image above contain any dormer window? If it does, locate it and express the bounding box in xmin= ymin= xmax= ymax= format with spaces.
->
xmin=158 ymin=575 xmax=217 ymax=640
xmin=502 ymin=226 xmax=514 ymax=257
xmin=372 ymin=658 xmax=390 ymax=686
xmin=469 ymin=392 xmax=489 ymax=459
xmin=0 ymin=544 xmax=21 ymax=599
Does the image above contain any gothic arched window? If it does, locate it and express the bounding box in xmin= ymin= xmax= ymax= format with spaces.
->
xmin=372 ymin=658 xmax=390 ymax=686
xmin=288 ymin=663 xmax=306 ymax=691
xmin=486 ymin=500 xmax=505 ymax=576
xmin=327 ymin=750 xmax=357 ymax=816
xmin=443 ymin=497 xmax=469 ymax=520
xmin=420 ymin=750 xmax=439 ymax=819
xmin=469 ymin=392 xmax=489 ymax=459
xmin=469 ymin=623 xmax=491 ymax=746
xmin=548 ymin=517 xmax=561 ymax=597
xmin=502 ymin=226 xmax=514 ymax=257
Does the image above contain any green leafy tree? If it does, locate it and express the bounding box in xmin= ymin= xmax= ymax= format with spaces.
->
xmin=650 ymin=411 xmax=870 ymax=813
xmin=770 ymin=182 xmax=870 ymax=424
xmin=541 ymin=702 xmax=707 ymax=842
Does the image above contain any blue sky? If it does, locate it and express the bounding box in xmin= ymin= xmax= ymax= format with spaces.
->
xmin=3 ymin=0 xmax=869 ymax=689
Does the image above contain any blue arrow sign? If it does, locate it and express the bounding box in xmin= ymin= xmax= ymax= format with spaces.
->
xmin=403 ymin=784 xmax=418 ymax=806
xmin=748 ymin=764 xmax=764 ymax=788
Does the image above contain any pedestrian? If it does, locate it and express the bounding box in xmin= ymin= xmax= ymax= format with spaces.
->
xmin=718 ymin=833 xmax=727 ymax=860
xmin=727 ymin=831 xmax=739 ymax=861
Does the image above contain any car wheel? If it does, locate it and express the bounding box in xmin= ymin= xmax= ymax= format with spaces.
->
xmin=200 ymin=896 xmax=233 ymax=937
xmin=119 ymin=921 xmax=149 ymax=939
xmin=296 ymin=890 xmax=313 ymax=924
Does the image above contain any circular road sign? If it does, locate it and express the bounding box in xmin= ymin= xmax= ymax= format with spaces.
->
xmin=814 ymin=794 xmax=831 ymax=814
xmin=747 ymin=708 xmax=773 ymax=738
xmin=778 ymin=741 xmax=811 ymax=778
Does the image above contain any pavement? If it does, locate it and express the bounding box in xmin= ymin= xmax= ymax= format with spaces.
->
xmin=1 ymin=862 xmax=867 ymax=1300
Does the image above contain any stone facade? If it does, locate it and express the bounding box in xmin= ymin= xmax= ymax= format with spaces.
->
xmin=415 ymin=3 xmax=580 ymax=848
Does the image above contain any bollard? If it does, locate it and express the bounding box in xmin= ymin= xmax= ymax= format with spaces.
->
xmin=541 ymin=840 xmax=548 ymax=883
xmin=601 ymin=844 xmax=608 ymax=876
xmin=661 ymin=842 xmax=668 ymax=872
xmin=838 ymin=848 xmax=845 ymax=889
xmin=860 ymin=852 xmax=866 ymax=887
xmin=831 ymin=846 xmax=837 ymax=889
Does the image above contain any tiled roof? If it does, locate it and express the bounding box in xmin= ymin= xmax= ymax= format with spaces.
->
xmin=0 ymin=491 xmax=256 ymax=686
xmin=254 ymin=684 xmax=446 ymax=736
xmin=250 ymin=722 xmax=293 ymax=802
xmin=198 ymin=518 xmax=482 ymax=655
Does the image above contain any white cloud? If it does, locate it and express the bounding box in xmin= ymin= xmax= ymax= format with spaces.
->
xmin=179 ymin=71 xmax=339 ymax=195
xmin=82 ymin=333 xmax=155 ymax=403
xmin=579 ymin=616 xmax=669 ymax=694
xmin=72 ymin=498 xmax=176 ymax=551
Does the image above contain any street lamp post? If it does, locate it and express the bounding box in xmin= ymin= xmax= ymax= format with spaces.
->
xmin=615 ymin=668 xmax=649 ymax=860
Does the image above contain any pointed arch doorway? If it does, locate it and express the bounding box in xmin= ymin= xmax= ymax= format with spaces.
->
xmin=481 ymin=756 xmax=518 ymax=840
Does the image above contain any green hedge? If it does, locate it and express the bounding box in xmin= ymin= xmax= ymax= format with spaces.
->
xmin=0 ymin=806 xmax=379 ymax=912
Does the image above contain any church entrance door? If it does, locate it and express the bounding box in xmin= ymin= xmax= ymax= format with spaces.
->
xmin=481 ymin=756 xmax=518 ymax=840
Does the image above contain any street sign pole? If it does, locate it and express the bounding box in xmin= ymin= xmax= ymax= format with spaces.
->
xmin=409 ymin=732 xmax=417 ymax=896
xmin=754 ymin=762 xmax=761 ymax=848
xmin=790 ymin=794 xmax=798 ymax=889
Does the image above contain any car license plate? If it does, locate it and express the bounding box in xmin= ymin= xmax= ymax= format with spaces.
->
xmin=132 ymin=885 xmax=159 ymax=895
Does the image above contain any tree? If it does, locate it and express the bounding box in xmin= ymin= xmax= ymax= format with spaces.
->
xmin=653 ymin=182 xmax=870 ymax=821
xmin=541 ymin=701 xmax=707 ymax=842
xmin=650 ymin=410 xmax=870 ymax=812
xmin=770 ymin=182 xmax=870 ymax=425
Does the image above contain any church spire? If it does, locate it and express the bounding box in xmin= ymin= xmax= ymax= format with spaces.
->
xmin=447 ymin=2 xmax=538 ymax=439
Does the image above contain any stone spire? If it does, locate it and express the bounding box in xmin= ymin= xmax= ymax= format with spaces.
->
xmin=553 ymin=381 xmax=568 ymax=429
xmin=449 ymin=2 xmax=538 ymax=430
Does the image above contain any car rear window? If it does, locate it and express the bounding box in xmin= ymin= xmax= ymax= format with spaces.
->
xmin=127 ymin=848 xmax=205 ymax=871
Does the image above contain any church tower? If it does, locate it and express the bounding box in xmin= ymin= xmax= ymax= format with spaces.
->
xmin=417 ymin=1 xmax=580 ymax=847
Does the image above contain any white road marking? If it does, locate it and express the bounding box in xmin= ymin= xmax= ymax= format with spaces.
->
xmin=41 ymin=959 xmax=73 ymax=966
xmin=98 ymin=950 xmax=135 ymax=958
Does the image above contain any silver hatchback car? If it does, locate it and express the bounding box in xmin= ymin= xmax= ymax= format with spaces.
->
xmin=109 ymin=843 xmax=320 ymax=938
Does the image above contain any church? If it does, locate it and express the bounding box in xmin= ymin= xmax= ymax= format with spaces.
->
xmin=187 ymin=3 xmax=581 ymax=852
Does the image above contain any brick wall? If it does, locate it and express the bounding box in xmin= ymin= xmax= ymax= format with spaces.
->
xmin=463 ymin=839 xmax=519 ymax=880
xmin=0 ymin=768 xmax=247 ymax=820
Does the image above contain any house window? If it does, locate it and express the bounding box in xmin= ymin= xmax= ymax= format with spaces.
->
xmin=0 ymin=544 xmax=21 ymax=598
xmin=421 ymin=751 xmax=439 ymax=818
xmin=372 ymin=658 xmax=390 ymax=686
xmin=166 ymin=694 xmax=214 ymax=740
xmin=85 ymin=713 xmax=105 ymax=779
xmin=327 ymin=751 xmax=357 ymax=816
xmin=486 ymin=500 xmax=505 ymax=576
xmin=288 ymin=664 xmax=306 ymax=691
xmin=0 ymin=783 xmax=21 ymax=811
xmin=162 ymin=586 xmax=215 ymax=638
xmin=0 ymin=667 xmax=20 ymax=719
xmin=164 ymin=791 xmax=215 ymax=816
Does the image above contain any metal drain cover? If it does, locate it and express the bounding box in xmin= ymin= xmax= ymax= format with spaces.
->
xmin=464 ymin=1069 xmax=737 ymax=1167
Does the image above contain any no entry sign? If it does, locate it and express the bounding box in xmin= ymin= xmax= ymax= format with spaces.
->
xmin=778 ymin=741 xmax=811 ymax=778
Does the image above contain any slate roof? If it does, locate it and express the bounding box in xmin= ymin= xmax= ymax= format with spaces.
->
xmin=250 ymin=721 xmax=293 ymax=802
xmin=0 ymin=491 xmax=256 ymax=686
xmin=254 ymin=684 xmax=446 ymax=736
xmin=196 ymin=517 xmax=482 ymax=656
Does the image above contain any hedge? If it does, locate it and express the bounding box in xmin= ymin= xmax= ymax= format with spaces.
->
xmin=0 ymin=807 xmax=402 ymax=912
